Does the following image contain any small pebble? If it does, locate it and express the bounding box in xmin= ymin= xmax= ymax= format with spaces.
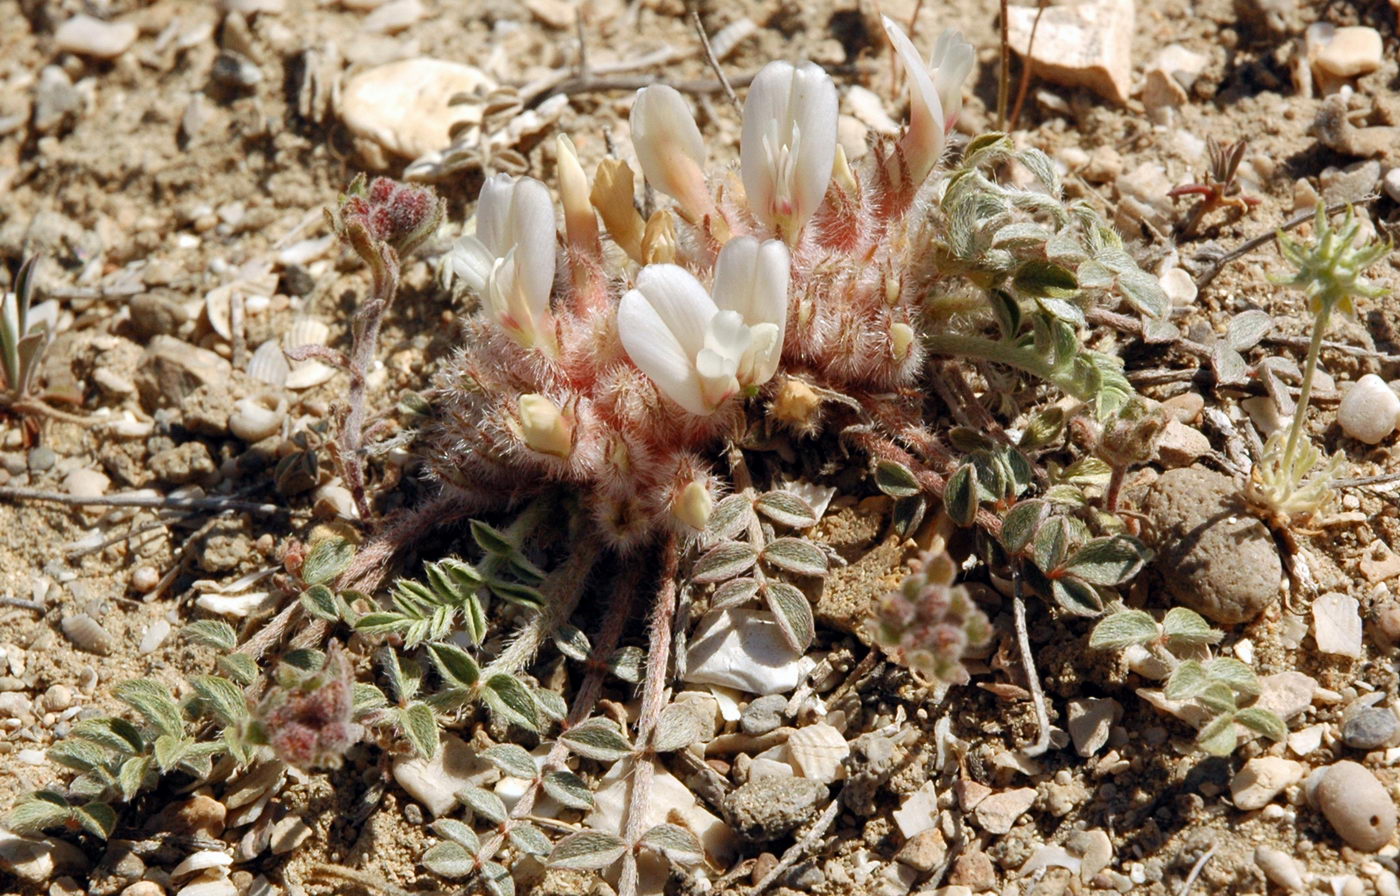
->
xmin=26 ymin=445 xmax=55 ymax=472
xmin=211 ymin=51 xmax=262 ymax=89
xmin=1254 ymin=845 xmax=1306 ymax=892
xmin=1338 ymin=375 xmax=1400 ymax=445
xmin=131 ymin=566 xmax=160 ymax=593
xmin=1314 ymin=592 xmax=1363 ymax=658
xmin=1315 ymin=760 xmax=1397 ymax=852
xmin=63 ymin=469 xmax=110 ymax=500
xmin=1385 ymin=168 xmax=1400 ymax=204
xmin=55 ymin=14 xmax=139 ymax=58
xmin=1231 ymin=757 xmax=1304 ymax=810
xmin=741 ymin=694 xmax=787 ymax=735
xmin=1312 ymin=25 xmax=1384 ymax=79
xmin=41 ymin=685 xmax=73 ymax=713
xmin=1343 ymin=708 xmax=1399 ymax=751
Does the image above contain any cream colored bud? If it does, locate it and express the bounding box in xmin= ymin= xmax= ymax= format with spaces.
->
xmin=832 ymin=144 xmax=857 ymax=197
xmin=891 ymin=322 xmax=915 ymax=360
xmin=557 ymin=135 xmax=599 ymax=257
xmin=591 ymin=158 xmax=646 ymax=263
xmin=517 ymin=394 xmax=572 ymax=458
xmin=772 ymin=377 xmax=821 ymax=427
xmin=884 ymin=271 xmax=901 ymax=306
xmin=642 ymin=209 xmax=677 ymax=264
xmin=674 ymin=479 xmax=713 ymax=530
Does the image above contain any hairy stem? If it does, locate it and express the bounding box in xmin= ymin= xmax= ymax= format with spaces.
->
xmin=923 ymin=332 xmax=1097 ymax=403
xmin=618 ymin=533 xmax=680 ymax=896
xmin=1012 ymin=575 xmax=1051 ymax=757
xmin=481 ymin=538 xmax=601 ymax=681
xmin=341 ymin=247 xmax=400 ymax=521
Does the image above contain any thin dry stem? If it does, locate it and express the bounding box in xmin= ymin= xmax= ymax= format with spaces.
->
xmin=1012 ymin=576 xmax=1052 ymax=757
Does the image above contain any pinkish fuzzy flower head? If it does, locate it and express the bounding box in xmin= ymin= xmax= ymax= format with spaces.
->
xmin=867 ymin=549 xmax=990 ymax=685
xmin=347 ymin=177 xmax=443 ymax=255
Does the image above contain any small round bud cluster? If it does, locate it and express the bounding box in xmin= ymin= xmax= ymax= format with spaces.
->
xmin=255 ymin=645 xmax=362 ymax=770
xmin=866 ymin=550 xmax=990 ymax=685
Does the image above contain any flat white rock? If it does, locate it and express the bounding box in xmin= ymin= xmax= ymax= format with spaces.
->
xmin=392 ymin=733 xmax=491 ymax=816
xmin=1230 ymin=757 xmax=1304 ymax=810
xmin=1067 ymin=697 xmax=1121 ymax=757
xmin=56 ymin=15 xmax=138 ymax=58
xmin=1256 ymin=671 xmax=1317 ymax=721
xmin=892 ymin=781 xmax=939 ymax=838
xmin=340 ymin=59 xmax=495 ymax=159
xmin=684 ymin=608 xmax=811 ymax=695
xmin=1008 ymin=0 xmax=1134 ymax=105
xmin=973 ymin=787 xmax=1037 ymax=834
xmin=1338 ymin=374 xmax=1399 ymax=445
xmin=1311 ymin=25 xmax=1384 ymax=79
xmin=1313 ymin=592 xmax=1362 ymax=658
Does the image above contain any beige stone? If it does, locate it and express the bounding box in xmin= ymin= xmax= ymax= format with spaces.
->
xmin=340 ymin=59 xmax=495 ymax=159
xmin=1008 ymin=0 xmax=1134 ymax=105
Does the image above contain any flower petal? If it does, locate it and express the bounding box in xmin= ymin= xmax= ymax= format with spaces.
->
xmin=630 ymin=86 xmax=711 ymax=219
xmin=882 ymin=15 xmax=945 ymax=185
xmin=631 ymin=264 xmax=719 ymax=362
xmin=785 ymin=62 xmax=838 ymax=228
xmin=449 ymin=235 xmax=495 ymax=294
xmin=712 ymin=237 xmax=790 ymax=333
xmin=618 ymin=277 xmax=710 ymax=416
xmin=931 ymin=30 xmax=975 ymax=130
xmin=740 ymin=61 xmax=836 ymax=239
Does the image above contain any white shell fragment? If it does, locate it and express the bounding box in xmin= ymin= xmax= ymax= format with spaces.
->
xmin=1338 ymin=374 xmax=1400 ymax=444
xmin=684 ymin=608 xmax=812 ymax=695
xmin=786 ymin=724 xmax=849 ymax=783
xmin=56 ymin=15 xmax=138 ymax=58
xmin=1008 ymin=0 xmax=1134 ymax=105
xmin=171 ymin=850 xmax=233 ymax=880
xmin=283 ymin=318 xmax=336 ymax=389
xmin=1313 ymin=593 xmax=1363 ymax=658
xmin=61 ymin=613 xmax=114 ymax=655
xmin=340 ymin=59 xmax=496 ymax=160
xmin=247 ymin=340 xmax=291 ymax=388
xmin=229 ymin=393 xmax=288 ymax=443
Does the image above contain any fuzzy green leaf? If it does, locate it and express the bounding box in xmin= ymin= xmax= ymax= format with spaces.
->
xmin=48 ymin=739 xmax=109 ymax=774
xmin=755 ymin=491 xmax=819 ymax=529
xmin=605 ymin=647 xmax=643 ymax=684
xmin=117 ymin=755 xmax=152 ymax=802
xmin=706 ymin=494 xmax=754 ymax=542
xmin=481 ymin=861 xmax=515 ymax=896
xmin=470 ymin=519 xmax=515 ymax=556
xmin=114 ymin=679 xmax=184 ymax=740
xmin=1161 ymin=608 xmax=1222 ymax=647
xmin=712 ymin=577 xmax=760 ymax=610
xmin=765 ymin=581 xmax=815 ymax=652
xmin=1204 ymin=657 xmax=1260 ymax=700
xmin=542 ymin=770 xmax=595 ymax=809
xmin=191 ymin=675 xmax=248 ymax=727
xmin=762 ymin=538 xmax=828 ymax=577
xmin=548 ymin=831 xmax=628 ymax=871
xmin=421 ymin=841 xmax=475 ymax=879
xmin=875 ymin=460 xmax=922 ymax=498
xmin=1051 ymin=577 xmax=1103 ymax=616
xmin=1234 ymin=707 xmax=1287 ymax=742
xmin=653 ymin=702 xmax=704 ymax=754
xmin=183 ymin=620 xmax=237 ymax=650
xmin=217 ymin=653 xmax=258 ymax=687
xmin=1088 ymin=609 xmax=1159 ymax=649
xmin=560 ymin=717 xmax=632 ymax=762
xmin=552 ymin=624 xmax=592 ymax=662
xmin=486 ymin=578 xmax=546 ymax=610
xmin=639 ymin=823 xmax=705 ymax=866
xmin=300 ymin=584 xmax=341 ymax=622
xmin=1196 ymin=713 xmax=1239 ymax=757
xmin=509 ymin=822 xmax=552 ymax=856
xmin=400 ymin=702 xmax=440 ymax=760
xmin=74 ymin=802 xmax=117 ymax=839
xmin=482 ymin=674 xmax=540 ymax=733
xmin=459 ymin=784 xmax=508 ymax=826
xmin=693 ymin=542 xmax=758 ymax=583
xmin=1031 ymin=516 xmax=1071 ymax=573
xmin=1165 ymin=660 xmax=1210 ymax=701
xmin=1063 ymin=536 xmax=1148 ymax=586
xmin=303 ymin=537 xmax=354 ymax=586
xmin=425 ymin=642 xmax=480 ymax=689
xmin=482 ymin=744 xmax=538 ymax=780
xmin=943 ymin=464 xmax=979 ymax=527
xmin=429 ymin=818 xmax=480 ymax=852
xmin=1000 ymin=500 xmax=1048 ymax=555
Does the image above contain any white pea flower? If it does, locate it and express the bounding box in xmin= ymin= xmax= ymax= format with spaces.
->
xmin=630 ymin=85 xmax=714 ymax=224
xmin=740 ymin=61 xmax=838 ymax=243
xmin=618 ymin=237 xmax=791 ymax=415
xmin=451 ymin=174 xmax=557 ymax=353
xmin=882 ymin=17 xmax=975 ymax=187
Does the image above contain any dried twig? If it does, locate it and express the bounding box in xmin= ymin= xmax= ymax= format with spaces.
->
xmin=0 ymin=595 xmax=46 ymax=612
xmin=690 ymin=10 xmax=739 ymax=111
xmin=1012 ymin=573 xmax=1052 ymax=757
xmin=0 ymin=486 xmax=286 ymax=515
xmin=1175 ymin=844 xmax=1217 ymax=896
xmin=1193 ymin=197 xmax=1378 ymax=290
xmin=1008 ymin=1 xmax=1046 ymax=131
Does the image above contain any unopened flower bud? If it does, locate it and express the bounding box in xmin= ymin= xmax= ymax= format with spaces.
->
xmin=630 ymin=85 xmax=717 ymax=225
xmin=642 ymin=209 xmax=677 ymax=265
xmin=591 ymin=158 xmax=646 ymax=263
xmin=517 ymin=394 xmax=572 ymax=458
xmin=772 ymin=376 xmax=821 ymax=428
xmin=673 ymin=479 xmax=713 ymax=530
xmin=557 ymin=135 xmax=600 ymax=260
xmin=891 ymin=322 xmax=915 ymax=359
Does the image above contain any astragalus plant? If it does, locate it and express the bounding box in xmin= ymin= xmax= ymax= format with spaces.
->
xmin=10 ymin=16 xmax=1177 ymax=895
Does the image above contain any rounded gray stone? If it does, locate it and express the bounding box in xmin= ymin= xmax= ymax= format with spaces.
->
xmin=1343 ymin=708 xmax=1399 ymax=751
xmin=723 ymin=775 xmax=827 ymax=842
xmin=1141 ymin=467 xmax=1282 ymax=624
xmin=741 ymin=694 xmax=787 ymax=735
xmin=1315 ymin=760 xmax=1396 ymax=852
